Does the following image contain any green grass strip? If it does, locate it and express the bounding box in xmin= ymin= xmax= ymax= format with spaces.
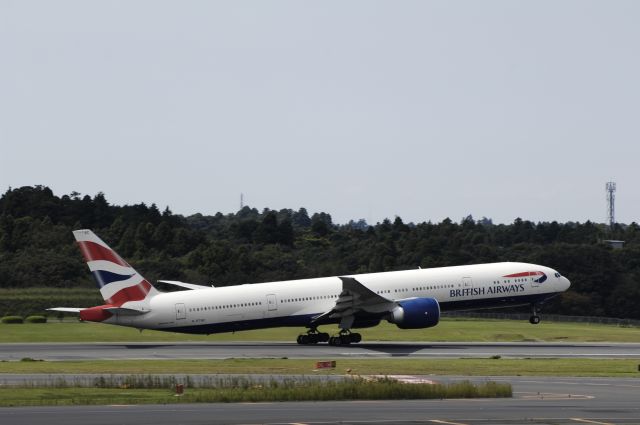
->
xmin=0 ymin=379 xmax=511 ymax=407
xmin=2 ymin=358 xmax=639 ymax=377
xmin=2 ymin=318 xmax=640 ymax=343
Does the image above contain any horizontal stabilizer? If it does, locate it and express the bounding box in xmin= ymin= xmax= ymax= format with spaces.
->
xmin=47 ymin=306 xmax=149 ymax=315
xmin=47 ymin=307 xmax=83 ymax=313
xmin=103 ymin=306 xmax=149 ymax=315
xmin=158 ymin=280 xmax=213 ymax=290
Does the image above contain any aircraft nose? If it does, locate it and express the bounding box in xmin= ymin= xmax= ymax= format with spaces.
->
xmin=562 ymin=276 xmax=571 ymax=290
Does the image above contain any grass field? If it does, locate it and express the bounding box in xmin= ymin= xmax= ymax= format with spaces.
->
xmin=3 ymin=316 xmax=637 ymax=407
xmin=1 ymin=358 xmax=639 ymax=377
xmin=1 ymin=318 xmax=640 ymax=343
xmin=0 ymin=379 xmax=511 ymax=407
xmin=2 ymin=318 xmax=639 ymax=380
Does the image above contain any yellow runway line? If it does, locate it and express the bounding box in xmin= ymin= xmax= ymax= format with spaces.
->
xmin=429 ymin=420 xmax=469 ymax=425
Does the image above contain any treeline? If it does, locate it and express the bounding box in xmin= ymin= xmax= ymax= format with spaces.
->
xmin=1 ymin=185 xmax=640 ymax=319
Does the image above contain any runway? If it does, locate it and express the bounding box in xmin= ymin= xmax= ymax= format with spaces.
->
xmin=2 ymin=342 xmax=639 ymax=423
xmin=2 ymin=341 xmax=640 ymax=360
xmin=1 ymin=376 xmax=639 ymax=425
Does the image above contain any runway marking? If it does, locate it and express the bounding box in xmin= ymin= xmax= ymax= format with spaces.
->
xmin=512 ymin=379 xmax=640 ymax=388
xmin=429 ymin=420 xmax=469 ymax=425
xmin=516 ymin=392 xmax=593 ymax=400
xmin=570 ymin=419 xmax=615 ymax=425
xmin=363 ymin=375 xmax=437 ymax=384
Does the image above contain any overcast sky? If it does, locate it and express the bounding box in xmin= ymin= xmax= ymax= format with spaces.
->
xmin=1 ymin=1 xmax=639 ymax=224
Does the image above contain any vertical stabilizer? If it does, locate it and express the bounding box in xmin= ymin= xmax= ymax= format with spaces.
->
xmin=73 ymin=229 xmax=158 ymax=306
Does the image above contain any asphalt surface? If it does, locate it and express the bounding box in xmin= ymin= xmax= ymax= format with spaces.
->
xmin=2 ymin=342 xmax=639 ymax=424
xmin=2 ymin=341 xmax=640 ymax=360
xmin=1 ymin=376 xmax=639 ymax=425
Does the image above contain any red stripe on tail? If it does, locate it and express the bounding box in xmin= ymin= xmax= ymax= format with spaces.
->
xmin=106 ymin=280 xmax=153 ymax=306
xmin=77 ymin=241 xmax=129 ymax=267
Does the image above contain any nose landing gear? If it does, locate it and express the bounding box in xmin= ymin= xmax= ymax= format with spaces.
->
xmin=529 ymin=304 xmax=541 ymax=324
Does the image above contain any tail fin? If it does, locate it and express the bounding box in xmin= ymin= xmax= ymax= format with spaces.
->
xmin=73 ymin=229 xmax=158 ymax=306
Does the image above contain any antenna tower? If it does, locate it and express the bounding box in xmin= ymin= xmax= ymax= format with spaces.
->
xmin=606 ymin=182 xmax=616 ymax=228
xmin=240 ymin=193 xmax=244 ymax=209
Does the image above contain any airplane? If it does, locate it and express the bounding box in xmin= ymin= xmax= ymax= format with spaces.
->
xmin=49 ymin=229 xmax=571 ymax=345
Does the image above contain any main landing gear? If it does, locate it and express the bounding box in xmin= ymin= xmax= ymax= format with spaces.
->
xmin=529 ymin=303 xmax=541 ymax=325
xmin=296 ymin=329 xmax=330 ymax=345
xmin=296 ymin=328 xmax=362 ymax=345
xmin=328 ymin=330 xmax=362 ymax=346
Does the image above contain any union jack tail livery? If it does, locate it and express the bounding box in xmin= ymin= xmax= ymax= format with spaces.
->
xmin=73 ymin=229 xmax=158 ymax=306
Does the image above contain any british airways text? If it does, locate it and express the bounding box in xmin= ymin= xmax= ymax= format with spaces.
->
xmin=450 ymin=283 xmax=525 ymax=298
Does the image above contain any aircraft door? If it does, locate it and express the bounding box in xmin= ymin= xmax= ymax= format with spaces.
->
xmin=266 ymin=294 xmax=278 ymax=311
xmin=462 ymin=277 xmax=474 ymax=298
xmin=265 ymin=294 xmax=278 ymax=317
xmin=175 ymin=303 xmax=186 ymax=320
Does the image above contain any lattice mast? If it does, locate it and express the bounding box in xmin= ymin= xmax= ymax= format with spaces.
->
xmin=606 ymin=182 xmax=616 ymax=229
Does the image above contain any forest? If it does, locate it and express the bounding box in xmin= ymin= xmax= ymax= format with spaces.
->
xmin=1 ymin=185 xmax=639 ymax=319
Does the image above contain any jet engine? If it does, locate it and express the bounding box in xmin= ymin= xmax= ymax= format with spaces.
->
xmin=388 ymin=297 xmax=440 ymax=329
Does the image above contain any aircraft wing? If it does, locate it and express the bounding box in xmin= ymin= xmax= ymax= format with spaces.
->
xmin=311 ymin=277 xmax=397 ymax=325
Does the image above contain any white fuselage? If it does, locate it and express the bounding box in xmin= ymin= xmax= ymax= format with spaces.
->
xmin=111 ymin=262 xmax=570 ymax=334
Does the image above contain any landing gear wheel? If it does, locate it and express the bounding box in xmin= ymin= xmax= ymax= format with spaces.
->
xmin=329 ymin=336 xmax=341 ymax=346
xmin=330 ymin=330 xmax=361 ymax=345
xmin=529 ymin=303 xmax=542 ymax=325
xmin=297 ymin=328 xmax=327 ymax=345
xmin=339 ymin=334 xmax=352 ymax=345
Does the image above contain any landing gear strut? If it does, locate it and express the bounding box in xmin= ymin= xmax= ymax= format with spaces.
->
xmin=529 ymin=304 xmax=541 ymax=325
xmin=328 ymin=330 xmax=362 ymax=346
xmin=296 ymin=328 xmax=330 ymax=345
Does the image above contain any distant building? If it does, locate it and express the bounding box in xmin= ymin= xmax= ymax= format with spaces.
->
xmin=603 ymin=240 xmax=625 ymax=249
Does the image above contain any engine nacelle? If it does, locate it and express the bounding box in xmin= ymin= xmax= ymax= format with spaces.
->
xmin=388 ymin=297 xmax=440 ymax=329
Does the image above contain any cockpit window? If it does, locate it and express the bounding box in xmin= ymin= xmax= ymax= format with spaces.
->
xmin=554 ymin=272 xmax=561 ymax=278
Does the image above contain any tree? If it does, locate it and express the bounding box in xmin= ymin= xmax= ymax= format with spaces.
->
xmin=311 ymin=214 xmax=331 ymax=237
xmin=292 ymin=208 xmax=312 ymax=228
xmin=254 ymin=212 xmax=279 ymax=244
xmin=2 ymin=185 xmax=640 ymax=319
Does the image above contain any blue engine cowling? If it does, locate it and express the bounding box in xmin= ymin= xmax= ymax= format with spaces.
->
xmin=388 ymin=297 xmax=440 ymax=329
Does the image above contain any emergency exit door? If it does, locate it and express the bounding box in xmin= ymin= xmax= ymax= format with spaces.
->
xmin=175 ymin=303 xmax=186 ymax=320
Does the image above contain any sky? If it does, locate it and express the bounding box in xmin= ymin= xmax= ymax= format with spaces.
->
xmin=1 ymin=1 xmax=639 ymax=224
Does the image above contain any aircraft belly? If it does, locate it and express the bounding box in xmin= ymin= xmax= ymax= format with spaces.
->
xmin=165 ymin=312 xmax=320 ymax=335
